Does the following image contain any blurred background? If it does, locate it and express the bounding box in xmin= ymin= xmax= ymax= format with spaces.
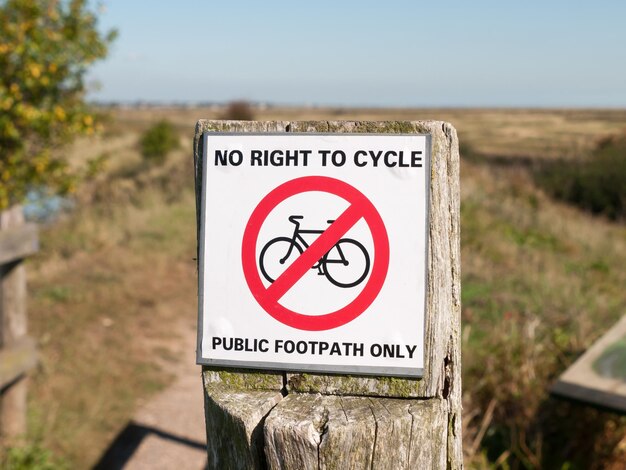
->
xmin=1 ymin=1 xmax=625 ymax=468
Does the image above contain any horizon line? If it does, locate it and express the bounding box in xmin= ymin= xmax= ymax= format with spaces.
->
xmin=88 ymin=99 xmax=626 ymax=111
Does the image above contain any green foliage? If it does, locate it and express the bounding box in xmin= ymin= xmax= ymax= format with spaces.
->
xmin=461 ymin=159 xmax=626 ymax=468
xmin=535 ymin=133 xmax=626 ymax=220
xmin=139 ymin=120 xmax=180 ymax=164
xmin=0 ymin=0 xmax=116 ymax=209
xmin=1 ymin=443 xmax=67 ymax=470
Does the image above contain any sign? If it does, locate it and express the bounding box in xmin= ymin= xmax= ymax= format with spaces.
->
xmin=241 ymin=175 xmax=389 ymax=331
xmin=197 ymin=133 xmax=431 ymax=377
xmin=552 ymin=315 xmax=626 ymax=412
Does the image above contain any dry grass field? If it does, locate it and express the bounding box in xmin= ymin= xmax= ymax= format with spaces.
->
xmin=10 ymin=106 xmax=626 ymax=468
xmin=105 ymin=105 xmax=626 ymax=159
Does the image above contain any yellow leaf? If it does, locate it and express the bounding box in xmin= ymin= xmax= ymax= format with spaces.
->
xmin=29 ymin=63 xmax=41 ymax=78
xmin=54 ymin=106 xmax=66 ymax=121
xmin=1 ymin=97 xmax=13 ymax=111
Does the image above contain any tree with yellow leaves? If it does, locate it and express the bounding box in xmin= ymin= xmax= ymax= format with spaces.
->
xmin=0 ymin=0 xmax=116 ymax=209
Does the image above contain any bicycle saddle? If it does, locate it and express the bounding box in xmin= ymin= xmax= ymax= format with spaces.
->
xmin=288 ymin=215 xmax=304 ymax=224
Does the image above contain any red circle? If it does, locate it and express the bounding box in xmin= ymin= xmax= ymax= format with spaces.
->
xmin=241 ymin=176 xmax=389 ymax=331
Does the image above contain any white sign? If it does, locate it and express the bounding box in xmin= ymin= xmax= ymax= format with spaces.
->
xmin=197 ymin=133 xmax=430 ymax=377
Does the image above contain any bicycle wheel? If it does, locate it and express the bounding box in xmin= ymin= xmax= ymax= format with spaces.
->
xmin=259 ymin=237 xmax=303 ymax=283
xmin=323 ymin=239 xmax=370 ymax=288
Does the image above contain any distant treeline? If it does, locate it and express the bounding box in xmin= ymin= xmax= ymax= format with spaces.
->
xmin=535 ymin=132 xmax=626 ymax=221
xmin=461 ymin=133 xmax=626 ymax=221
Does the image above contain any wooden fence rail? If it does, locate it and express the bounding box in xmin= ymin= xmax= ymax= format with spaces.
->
xmin=0 ymin=206 xmax=39 ymax=442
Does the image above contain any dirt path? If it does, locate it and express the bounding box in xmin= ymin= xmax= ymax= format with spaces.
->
xmin=93 ymin=320 xmax=207 ymax=469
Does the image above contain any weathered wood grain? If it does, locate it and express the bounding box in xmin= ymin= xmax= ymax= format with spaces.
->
xmin=204 ymin=382 xmax=283 ymax=470
xmin=408 ymin=399 xmax=449 ymax=469
xmin=203 ymin=366 xmax=283 ymax=391
xmin=264 ymin=394 xmax=448 ymax=470
xmin=0 ymin=223 xmax=38 ymax=266
xmin=264 ymin=393 xmax=327 ymax=470
xmin=0 ymin=206 xmax=30 ymax=439
xmin=0 ymin=336 xmax=37 ymax=390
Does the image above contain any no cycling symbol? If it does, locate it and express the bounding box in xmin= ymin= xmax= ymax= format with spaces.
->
xmin=242 ymin=176 xmax=389 ymax=331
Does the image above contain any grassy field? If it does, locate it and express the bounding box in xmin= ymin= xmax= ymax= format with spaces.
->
xmin=25 ymin=154 xmax=198 ymax=467
xmin=8 ymin=106 xmax=626 ymax=468
xmin=105 ymin=105 xmax=626 ymax=159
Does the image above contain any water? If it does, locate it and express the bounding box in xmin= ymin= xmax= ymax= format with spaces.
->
xmin=22 ymin=187 xmax=74 ymax=223
xmin=593 ymin=335 xmax=626 ymax=382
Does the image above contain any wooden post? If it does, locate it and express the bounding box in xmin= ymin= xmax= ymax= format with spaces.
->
xmin=0 ymin=206 xmax=38 ymax=442
xmin=195 ymin=120 xmax=461 ymax=469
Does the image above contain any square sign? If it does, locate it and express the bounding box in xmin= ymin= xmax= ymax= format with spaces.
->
xmin=197 ymin=133 xmax=431 ymax=377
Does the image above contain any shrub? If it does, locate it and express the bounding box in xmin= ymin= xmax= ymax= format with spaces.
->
xmin=0 ymin=0 xmax=116 ymax=209
xmin=221 ymin=100 xmax=255 ymax=121
xmin=535 ymin=133 xmax=626 ymax=220
xmin=139 ymin=120 xmax=180 ymax=164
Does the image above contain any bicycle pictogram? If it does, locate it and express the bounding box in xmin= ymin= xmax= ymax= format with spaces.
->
xmin=259 ymin=215 xmax=371 ymax=289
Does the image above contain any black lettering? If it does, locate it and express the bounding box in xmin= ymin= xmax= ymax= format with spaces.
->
xmin=406 ymin=344 xmax=417 ymax=358
xmin=371 ymin=343 xmax=382 ymax=357
xmin=235 ymin=337 xmax=244 ymax=351
xmin=300 ymin=149 xmax=312 ymax=166
xmin=296 ymin=341 xmax=308 ymax=354
xmin=354 ymin=150 xmax=367 ymax=167
xmin=369 ymin=150 xmax=382 ymax=167
xmin=229 ymin=150 xmax=243 ymax=166
xmin=398 ymin=151 xmax=409 ymax=167
xmin=251 ymin=149 xmax=262 ymax=166
xmin=270 ymin=150 xmax=284 ymax=166
xmin=212 ymin=337 xmax=222 ymax=349
xmin=319 ymin=341 xmax=329 ymax=354
xmin=319 ymin=150 xmax=331 ymax=166
xmin=330 ymin=342 xmax=342 ymax=355
xmin=395 ymin=345 xmax=405 ymax=358
xmin=411 ymin=151 xmax=423 ymax=167
xmin=275 ymin=339 xmax=283 ymax=353
xmin=383 ymin=344 xmax=395 ymax=357
xmin=259 ymin=339 xmax=269 ymax=352
xmin=223 ymin=337 xmax=234 ymax=351
xmin=284 ymin=150 xmax=297 ymax=166
xmin=331 ymin=150 xmax=346 ymax=167
xmin=215 ymin=150 xmax=228 ymax=166
xmin=284 ymin=340 xmax=295 ymax=353
xmin=384 ymin=150 xmax=398 ymax=167
xmin=354 ymin=343 xmax=364 ymax=356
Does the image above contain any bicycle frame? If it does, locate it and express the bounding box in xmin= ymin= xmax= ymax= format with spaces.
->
xmin=258 ymin=216 xmax=370 ymax=288
xmin=281 ymin=224 xmax=348 ymax=269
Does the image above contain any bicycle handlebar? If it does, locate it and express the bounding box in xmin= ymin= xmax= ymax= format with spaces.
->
xmin=288 ymin=215 xmax=304 ymax=224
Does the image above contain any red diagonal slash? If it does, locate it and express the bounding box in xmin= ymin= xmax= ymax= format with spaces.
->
xmin=242 ymin=176 xmax=389 ymax=331
xmin=263 ymin=203 xmax=363 ymax=303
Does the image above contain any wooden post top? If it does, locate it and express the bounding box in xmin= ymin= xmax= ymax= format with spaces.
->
xmin=195 ymin=120 xmax=460 ymax=401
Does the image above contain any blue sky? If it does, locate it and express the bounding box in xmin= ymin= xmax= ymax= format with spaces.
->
xmin=88 ymin=1 xmax=626 ymax=107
